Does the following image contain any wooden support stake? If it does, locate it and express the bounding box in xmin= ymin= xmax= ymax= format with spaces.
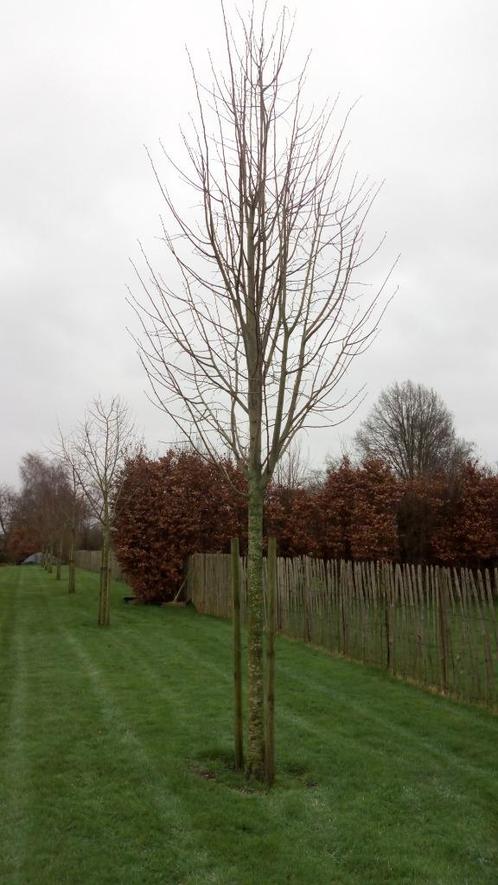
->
xmin=265 ymin=537 xmax=277 ymax=787
xmin=437 ymin=571 xmax=449 ymax=693
xmin=231 ymin=538 xmax=244 ymax=771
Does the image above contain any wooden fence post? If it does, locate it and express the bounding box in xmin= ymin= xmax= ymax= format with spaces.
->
xmin=437 ymin=570 xmax=449 ymax=693
xmin=231 ymin=538 xmax=244 ymax=771
xmin=382 ymin=562 xmax=395 ymax=674
xmin=303 ymin=556 xmax=311 ymax=643
xmin=265 ymin=537 xmax=277 ymax=787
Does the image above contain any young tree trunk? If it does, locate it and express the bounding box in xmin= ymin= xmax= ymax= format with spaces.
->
xmin=245 ymin=471 xmax=265 ymax=780
xmin=98 ymin=529 xmax=111 ymax=626
xmin=98 ymin=544 xmax=105 ymax=622
xmin=68 ymin=526 xmax=76 ymax=593
xmin=56 ymin=538 xmax=63 ymax=580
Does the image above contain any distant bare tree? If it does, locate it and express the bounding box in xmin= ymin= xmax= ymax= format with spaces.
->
xmin=131 ymin=5 xmax=394 ymax=779
xmin=273 ymin=441 xmax=310 ymax=490
xmin=66 ymin=464 xmax=85 ymax=592
xmin=54 ymin=447 xmax=87 ymax=592
xmin=0 ymin=483 xmax=16 ymax=535
xmin=355 ymin=380 xmax=473 ymax=479
xmin=63 ymin=396 xmax=135 ymax=625
xmin=14 ymin=454 xmax=73 ymax=568
xmin=0 ymin=483 xmax=17 ymax=557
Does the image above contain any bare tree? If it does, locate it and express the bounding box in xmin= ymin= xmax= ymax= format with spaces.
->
xmin=63 ymin=396 xmax=135 ymax=625
xmin=14 ymin=453 xmax=74 ymax=569
xmin=0 ymin=483 xmax=17 ymax=558
xmin=0 ymin=483 xmax=16 ymax=536
xmin=273 ymin=440 xmax=310 ymax=490
xmin=131 ymin=5 xmax=393 ymax=779
xmin=66 ymin=463 xmax=85 ymax=592
xmin=355 ymin=380 xmax=473 ymax=480
xmin=53 ymin=447 xmax=87 ymax=593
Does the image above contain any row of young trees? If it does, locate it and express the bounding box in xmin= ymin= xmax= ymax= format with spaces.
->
xmin=1 ymin=396 xmax=135 ymax=625
xmin=0 ymin=455 xmax=84 ymax=586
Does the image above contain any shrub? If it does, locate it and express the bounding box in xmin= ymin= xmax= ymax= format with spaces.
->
xmin=113 ymin=451 xmax=246 ymax=602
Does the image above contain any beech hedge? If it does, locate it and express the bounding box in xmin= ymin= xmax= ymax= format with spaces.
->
xmin=113 ymin=450 xmax=498 ymax=603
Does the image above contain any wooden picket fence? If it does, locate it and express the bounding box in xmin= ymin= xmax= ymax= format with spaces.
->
xmin=75 ymin=549 xmax=123 ymax=581
xmin=187 ymin=553 xmax=498 ymax=711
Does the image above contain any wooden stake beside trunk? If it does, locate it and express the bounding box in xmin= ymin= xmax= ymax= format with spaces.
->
xmin=265 ymin=537 xmax=277 ymax=787
xmin=245 ymin=474 xmax=265 ymax=780
xmin=231 ymin=538 xmax=244 ymax=771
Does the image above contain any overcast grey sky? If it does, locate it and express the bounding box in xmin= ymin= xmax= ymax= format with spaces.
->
xmin=1 ymin=0 xmax=497 ymax=485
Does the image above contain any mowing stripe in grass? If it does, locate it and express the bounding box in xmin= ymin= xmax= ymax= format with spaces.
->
xmin=277 ymin=657 xmax=498 ymax=785
xmin=50 ymin=603 xmax=272 ymax=883
xmin=0 ymin=569 xmax=30 ymax=884
xmin=52 ymin=623 xmax=235 ymax=881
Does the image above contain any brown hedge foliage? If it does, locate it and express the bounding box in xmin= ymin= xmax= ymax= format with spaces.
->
xmin=430 ymin=463 xmax=498 ymax=565
xmin=349 ymin=459 xmax=402 ymax=560
xmin=113 ymin=451 xmax=246 ymax=602
xmin=113 ymin=450 xmax=498 ymax=602
xmin=398 ymin=463 xmax=498 ymax=567
xmin=265 ymin=484 xmax=322 ymax=558
xmin=316 ymin=458 xmax=400 ymax=561
xmin=397 ymin=475 xmax=444 ymax=563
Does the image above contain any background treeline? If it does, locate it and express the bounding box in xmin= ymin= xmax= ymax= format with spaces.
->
xmin=2 ymin=382 xmax=496 ymax=607
xmin=113 ymin=449 xmax=498 ymax=603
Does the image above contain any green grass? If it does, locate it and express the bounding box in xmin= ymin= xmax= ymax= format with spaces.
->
xmin=1 ymin=566 xmax=497 ymax=884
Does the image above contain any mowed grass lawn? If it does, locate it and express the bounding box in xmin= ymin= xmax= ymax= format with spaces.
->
xmin=1 ymin=567 xmax=497 ymax=885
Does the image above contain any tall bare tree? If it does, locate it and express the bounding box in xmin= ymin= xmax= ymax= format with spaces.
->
xmin=131 ymin=5 xmax=393 ymax=779
xmin=62 ymin=396 xmax=134 ymax=625
xmin=355 ymin=380 xmax=473 ymax=479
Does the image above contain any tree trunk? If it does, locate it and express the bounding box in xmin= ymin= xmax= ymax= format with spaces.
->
xmin=68 ymin=526 xmax=76 ymax=593
xmin=98 ymin=528 xmax=111 ymax=626
xmin=245 ymin=471 xmax=265 ymax=780
xmin=56 ymin=538 xmax=62 ymax=580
